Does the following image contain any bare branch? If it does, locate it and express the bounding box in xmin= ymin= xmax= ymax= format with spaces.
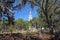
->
xmin=36 ymin=0 xmax=45 ymax=13
xmin=48 ymin=0 xmax=58 ymax=12
xmin=12 ymin=3 xmax=22 ymax=10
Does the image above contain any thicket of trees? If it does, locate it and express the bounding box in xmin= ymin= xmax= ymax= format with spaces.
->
xmin=0 ymin=0 xmax=60 ymax=33
xmin=15 ymin=19 xmax=29 ymax=30
xmin=13 ymin=0 xmax=60 ymax=29
xmin=15 ymin=17 xmax=43 ymax=30
xmin=14 ymin=0 xmax=60 ymax=30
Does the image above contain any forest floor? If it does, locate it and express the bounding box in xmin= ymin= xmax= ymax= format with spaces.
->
xmin=0 ymin=30 xmax=60 ymax=40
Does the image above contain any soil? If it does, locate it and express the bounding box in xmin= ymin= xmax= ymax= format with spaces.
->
xmin=0 ymin=33 xmax=60 ymax=40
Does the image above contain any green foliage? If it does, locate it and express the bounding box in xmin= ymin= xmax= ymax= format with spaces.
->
xmin=14 ymin=0 xmax=60 ymax=28
xmin=15 ymin=18 xmax=29 ymax=30
xmin=0 ymin=0 xmax=60 ymax=31
xmin=30 ymin=0 xmax=60 ymax=28
xmin=30 ymin=16 xmax=44 ymax=27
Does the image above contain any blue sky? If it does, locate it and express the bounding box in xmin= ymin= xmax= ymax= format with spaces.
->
xmin=13 ymin=1 xmax=38 ymax=21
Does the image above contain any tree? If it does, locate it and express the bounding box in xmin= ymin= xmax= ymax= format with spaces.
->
xmin=0 ymin=0 xmax=15 ymax=25
xmin=29 ymin=0 xmax=59 ymax=28
xmin=13 ymin=0 xmax=60 ymax=28
xmin=13 ymin=0 xmax=60 ymax=34
xmin=0 ymin=0 xmax=60 ymax=34
xmin=0 ymin=0 xmax=15 ymax=31
xmin=15 ymin=18 xmax=29 ymax=30
xmin=30 ymin=16 xmax=44 ymax=28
